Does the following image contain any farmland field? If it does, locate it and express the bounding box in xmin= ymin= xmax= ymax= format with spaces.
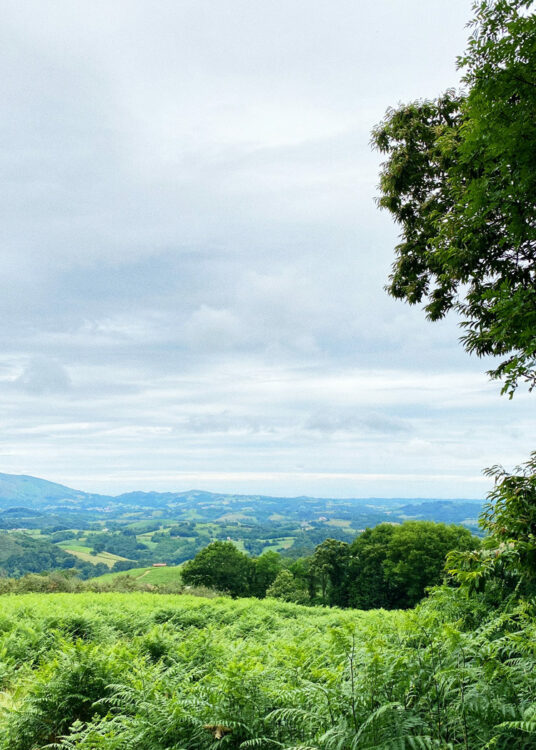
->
xmin=56 ymin=542 xmax=129 ymax=568
xmin=95 ymin=563 xmax=183 ymax=585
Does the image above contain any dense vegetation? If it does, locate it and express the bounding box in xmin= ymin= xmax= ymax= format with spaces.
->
xmin=0 ymin=533 xmax=109 ymax=580
xmin=0 ymin=520 xmax=479 ymax=610
xmin=182 ymin=522 xmax=478 ymax=608
xmin=1 ymin=590 xmax=536 ymax=749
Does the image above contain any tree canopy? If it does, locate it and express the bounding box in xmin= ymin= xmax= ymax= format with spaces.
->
xmin=177 ymin=521 xmax=476 ymax=608
xmin=349 ymin=522 xmax=478 ymax=609
xmin=372 ymin=0 xmax=536 ymax=396
xmin=181 ymin=541 xmax=253 ymax=597
xmin=374 ymin=0 xmax=536 ymax=598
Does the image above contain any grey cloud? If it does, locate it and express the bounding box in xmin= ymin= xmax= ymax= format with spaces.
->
xmin=0 ymin=359 xmax=533 ymax=497
xmin=182 ymin=306 xmax=246 ymax=351
xmin=305 ymin=409 xmax=411 ymax=436
xmin=180 ymin=412 xmax=265 ymax=435
xmin=2 ymin=0 xmax=527 ymax=498
xmin=14 ymin=357 xmax=71 ymax=395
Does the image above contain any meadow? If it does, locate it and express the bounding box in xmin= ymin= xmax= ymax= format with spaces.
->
xmin=1 ymin=589 xmax=535 ymax=749
xmin=95 ymin=564 xmax=183 ymax=585
xmin=55 ymin=542 xmax=128 ymax=569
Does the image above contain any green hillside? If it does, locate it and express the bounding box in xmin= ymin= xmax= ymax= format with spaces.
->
xmin=0 ymin=473 xmax=106 ymax=508
xmin=55 ymin=542 xmax=130 ymax=569
xmin=0 ymin=532 xmax=78 ymax=576
xmin=96 ymin=564 xmax=183 ymax=584
xmin=0 ymin=532 xmax=108 ymax=578
xmin=1 ymin=590 xmax=535 ymax=749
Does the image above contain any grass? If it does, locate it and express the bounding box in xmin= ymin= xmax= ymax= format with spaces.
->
xmin=56 ymin=542 xmax=91 ymax=551
xmin=261 ymin=536 xmax=295 ymax=553
xmin=56 ymin=543 xmax=130 ymax=568
xmin=95 ymin=564 xmax=183 ymax=584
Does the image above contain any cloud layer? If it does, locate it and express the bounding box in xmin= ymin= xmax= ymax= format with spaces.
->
xmin=1 ymin=0 xmax=532 ymax=497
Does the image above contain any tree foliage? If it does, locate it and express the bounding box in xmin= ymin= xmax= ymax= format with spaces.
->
xmin=348 ymin=522 xmax=478 ymax=609
xmin=250 ymin=550 xmax=283 ymax=598
xmin=179 ymin=522 xmax=476 ymax=609
xmin=181 ymin=541 xmax=254 ymax=597
xmin=448 ymin=452 xmax=536 ymax=596
xmin=266 ymin=569 xmax=309 ymax=604
xmin=311 ymin=538 xmax=350 ymax=606
xmin=372 ymin=0 xmax=536 ymax=396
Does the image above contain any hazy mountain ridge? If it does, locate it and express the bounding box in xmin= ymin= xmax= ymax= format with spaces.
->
xmin=0 ymin=472 xmax=483 ymax=515
xmin=0 ymin=473 xmax=110 ymax=508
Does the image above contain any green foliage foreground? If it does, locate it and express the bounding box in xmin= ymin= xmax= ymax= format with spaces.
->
xmin=1 ymin=590 xmax=536 ymax=749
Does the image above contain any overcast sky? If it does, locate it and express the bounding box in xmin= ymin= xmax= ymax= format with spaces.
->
xmin=1 ymin=0 xmax=533 ymax=498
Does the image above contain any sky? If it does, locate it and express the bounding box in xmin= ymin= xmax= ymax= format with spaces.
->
xmin=0 ymin=0 xmax=533 ymax=499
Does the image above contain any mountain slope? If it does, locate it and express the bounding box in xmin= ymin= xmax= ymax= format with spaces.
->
xmin=0 ymin=473 xmax=110 ymax=509
xmin=0 ymin=532 xmax=79 ymax=576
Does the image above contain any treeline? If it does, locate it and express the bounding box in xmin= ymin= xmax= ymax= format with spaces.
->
xmin=181 ymin=520 xmax=478 ymax=609
xmin=0 ymin=520 xmax=478 ymax=609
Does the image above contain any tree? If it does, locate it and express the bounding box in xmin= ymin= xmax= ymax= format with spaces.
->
xmin=348 ymin=524 xmax=397 ymax=609
xmin=382 ymin=522 xmax=478 ymax=608
xmin=447 ymin=453 xmax=536 ymax=594
xmin=249 ymin=550 xmax=283 ymax=598
xmin=92 ymin=538 xmax=106 ymax=554
xmin=372 ymin=0 xmax=536 ymax=396
xmin=289 ymin=556 xmax=318 ymax=601
xmin=181 ymin=541 xmax=253 ymax=597
xmin=374 ymin=0 xmax=536 ymax=601
xmin=481 ymin=454 xmax=536 ymax=565
xmin=348 ymin=522 xmax=478 ymax=609
xmin=311 ymin=538 xmax=350 ymax=606
xmin=266 ymin=569 xmax=309 ymax=604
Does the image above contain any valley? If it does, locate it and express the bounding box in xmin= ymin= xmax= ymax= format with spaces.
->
xmin=0 ymin=472 xmax=482 ymax=579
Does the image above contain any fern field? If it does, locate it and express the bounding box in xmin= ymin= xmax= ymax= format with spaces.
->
xmin=0 ymin=590 xmax=535 ymax=749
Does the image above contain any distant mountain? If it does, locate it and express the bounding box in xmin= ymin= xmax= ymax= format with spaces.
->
xmin=113 ymin=489 xmax=216 ymax=507
xmin=0 ymin=472 xmax=483 ymax=525
xmin=0 ymin=473 xmax=111 ymax=509
xmin=0 ymin=473 xmax=485 ymax=577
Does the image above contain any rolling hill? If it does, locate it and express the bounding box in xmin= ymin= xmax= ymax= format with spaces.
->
xmin=0 ymin=472 xmax=483 ymax=524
